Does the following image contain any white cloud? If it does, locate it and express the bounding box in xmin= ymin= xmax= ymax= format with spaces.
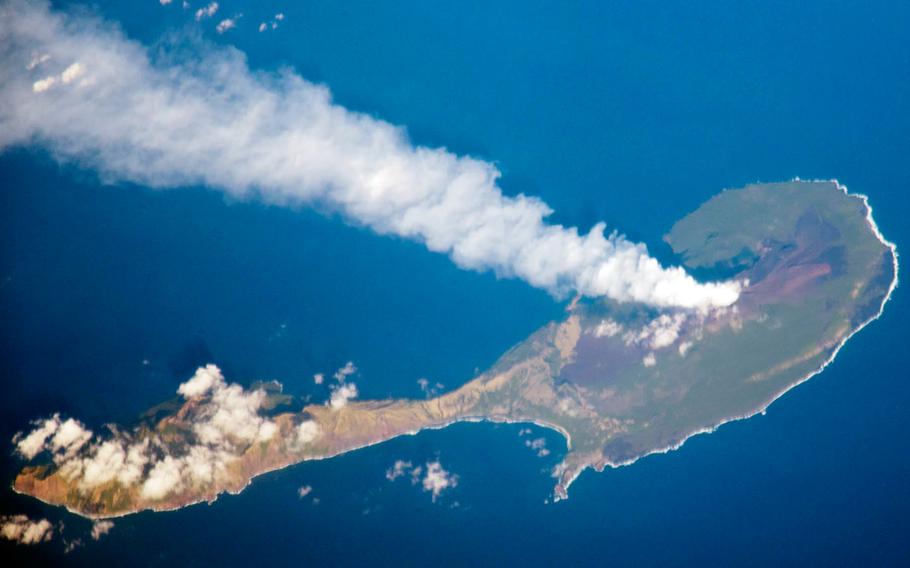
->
xmin=141 ymin=455 xmax=184 ymax=499
xmin=50 ymin=418 xmax=92 ymax=455
xmin=625 ymin=312 xmax=687 ymax=350
xmin=30 ymin=61 xmax=89 ymax=93
xmin=385 ymin=459 xmax=412 ymax=481
xmin=643 ymin=352 xmax=656 ymax=367
xmin=650 ymin=314 xmax=685 ymax=348
xmin=90 ymin=520 xmax=114 ymax=541
xmin=313 ymin=373 xmax=324 ymax=385
xmin=324 ymin=361 xmax=359 ymax=408
xmin=177 ymin=363 xmax=222 ymax=398
xmin=296 ymin=420 xmax=320 ymax=445
xmin=329 ymin=382 xmax=358 ymax=410
xmin=386 ymin=458 xmax=456 ymax=500
xmin=181 ymin=445 xmax=230 ymax=485
xmin=297 ymin=485 xmax=312 ymax=498
xmin=159 ymin=0 xmax=173 ymax=5
xmin=75 ymin=437 xmax=149 ymax=489
xmin=26 ymin=53 xmax=50 ymax=70
xmin=260 ymin=13 xmax=285 ymax=32
xmin=421 ymin=460 xmax=457 ymax=502
xmin=333 ymin=361 xmax=357 ymax=382
xmin=191 ymin=378 xmax=277 ymax=446
xmin=13 ymin=364 xmax=282 ymax=503
xmin=31 ymin=75 xmax=55 ymax=93
xmin=14 ymin=415 xmax=61 ymax=459
xmin=0 ymin=1 xmax=741 ymax=310
xmin=0 ymin=515 xmax=54 ymax=545
xmin=194 ymin=2 xmax=218 ymax=21
xmin=13 ymin=414 xmax=94 ymax=463
xmin=593 ymin=318 xmax=623 ymax=338
xmin=60 ymin=62 xmax=84 ymax=84
xmin=215 ymin=18 xmax=237 ymax=34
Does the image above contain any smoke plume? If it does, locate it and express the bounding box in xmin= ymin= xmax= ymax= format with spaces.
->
xmin=0 ymin=1 xmax=740 ymax=308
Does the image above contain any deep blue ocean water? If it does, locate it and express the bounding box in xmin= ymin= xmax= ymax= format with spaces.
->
xmin=2 ymin=0 xmax=909 ymax=565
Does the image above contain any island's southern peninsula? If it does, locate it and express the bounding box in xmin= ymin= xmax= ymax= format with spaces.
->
xmin=11 ymin=180 xmax=898 ymax=518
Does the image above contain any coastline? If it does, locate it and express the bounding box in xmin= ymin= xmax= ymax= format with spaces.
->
xmin=10 ymin=410 xmax=578 ymax=521
xmin=553 ymin=179 xmax=900 ymax=500
xmin=11 ymin=179 xmax=897 ymax=517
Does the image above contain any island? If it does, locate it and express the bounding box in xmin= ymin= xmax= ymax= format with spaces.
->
xmin=11 ymin=180 xmax=898 ymax=518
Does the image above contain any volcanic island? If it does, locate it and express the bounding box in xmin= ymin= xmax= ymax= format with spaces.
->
xmin=11 ymin=180 xmax=898 ymax=518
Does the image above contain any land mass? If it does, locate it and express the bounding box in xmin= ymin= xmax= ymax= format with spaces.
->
xmin=12 ymin=180 xmax=898 ymax=518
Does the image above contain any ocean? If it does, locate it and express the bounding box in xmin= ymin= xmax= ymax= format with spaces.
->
xmin=2 ymin=0 xmax=909 ymax=564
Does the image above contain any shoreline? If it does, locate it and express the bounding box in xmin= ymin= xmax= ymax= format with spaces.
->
xmin=11 ymin=412 xmax=577 ymax=521
xmin=12 ymin=179 xmax=897 ymax=518
xmin=553 ymin=178 xmax=900 ymax=500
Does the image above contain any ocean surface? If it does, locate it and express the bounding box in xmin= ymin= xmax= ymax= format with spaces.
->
xmin=2 ymin=0 xmax=909 ymax=565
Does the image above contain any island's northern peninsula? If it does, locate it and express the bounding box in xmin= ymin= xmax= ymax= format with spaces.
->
xmin=11 ymin=180 xmax=898 ymax=518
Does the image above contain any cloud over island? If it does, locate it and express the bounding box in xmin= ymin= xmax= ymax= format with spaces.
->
xmin=0 ymin=0 xmax=740 ymax=310
xmin=12 ymin=364 xmax=321 ymax=504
